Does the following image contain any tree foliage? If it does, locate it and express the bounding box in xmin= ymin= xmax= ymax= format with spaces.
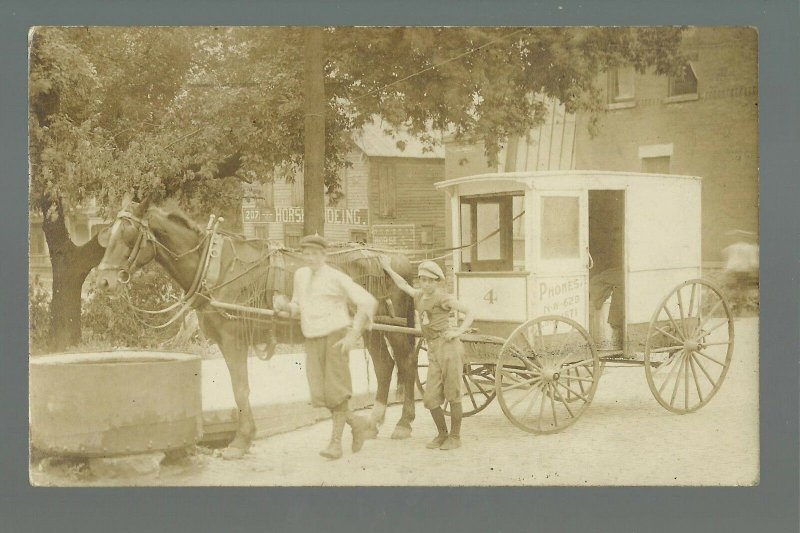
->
xmin=28 ymin=26 xmax=687 ymax=349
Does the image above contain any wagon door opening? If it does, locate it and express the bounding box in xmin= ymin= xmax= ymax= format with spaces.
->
xmin=588 ymin=190 xmax=626 ymax=350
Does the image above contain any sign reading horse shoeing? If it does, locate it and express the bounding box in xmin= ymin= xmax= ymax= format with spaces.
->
xmin=242 ymin=206 xmax=368 ymax=225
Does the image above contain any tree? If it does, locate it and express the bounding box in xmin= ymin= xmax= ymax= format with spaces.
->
xmin=29 ymin=26 xmax=687 ymax=350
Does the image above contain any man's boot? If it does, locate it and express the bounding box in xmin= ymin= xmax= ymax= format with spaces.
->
xmin=440 ymin=402 xmax=462 ymax=451
xmin=320 ymin=410 xmax=347 ymax=459
xmin=347 ymin=412 xmax=371 ymax=453
xmin=426 ymin=407 xmax=449 ymax=449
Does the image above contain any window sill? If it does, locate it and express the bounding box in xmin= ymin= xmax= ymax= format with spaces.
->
xmin=606 ymin=100 xmax=637 ymax=110
xmin=664 ymin=93 xmax=699 ymax=104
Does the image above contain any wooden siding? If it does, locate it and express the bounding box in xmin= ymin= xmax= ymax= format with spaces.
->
xmin=367 ymin=156 xmax=447 ymax=251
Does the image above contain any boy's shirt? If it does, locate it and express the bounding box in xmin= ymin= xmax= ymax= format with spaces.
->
xmin=413 ymin=288 xmax=456 ymax=340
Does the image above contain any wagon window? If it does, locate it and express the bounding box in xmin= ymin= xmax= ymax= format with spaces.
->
xmin=540 ymin=196 xmax=580 ymax=259
xmin=460 ymin=194 xmax=519 ymax=272
xmin=476 ymin=203 xmax=501 ymax=260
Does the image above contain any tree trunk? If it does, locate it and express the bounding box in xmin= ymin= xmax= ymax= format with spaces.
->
xmin=41 ymin=198 xmax=105 ymax=351
xmin=303 ymin=26 xmax=326 ymax=236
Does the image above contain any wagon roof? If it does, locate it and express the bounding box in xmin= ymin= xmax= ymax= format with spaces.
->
xmin=434 ymin=170 xmax=701 ymax=190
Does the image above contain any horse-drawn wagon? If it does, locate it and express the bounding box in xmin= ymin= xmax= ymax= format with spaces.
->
xmin=94 ymin=169 xmax=734 ymax=454
xmin=411 ymin=170 xmax=735 ymax=433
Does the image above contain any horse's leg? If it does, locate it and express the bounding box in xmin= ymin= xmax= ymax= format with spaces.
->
xmin=390 ymin=333 xmax=417 ymax=440
xmin=219 ymin=335 xmax=256 ymax=460
xmin=365 ymin=331 xmax=394 ymax=438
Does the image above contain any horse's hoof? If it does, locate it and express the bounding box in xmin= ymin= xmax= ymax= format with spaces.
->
xmin=364 ymin=426 xmax=379 ymax=439
xmin=221 ymin=446 xmax=248 ymax=460
xmin=391 ymin=425 xmax=412 ymax=440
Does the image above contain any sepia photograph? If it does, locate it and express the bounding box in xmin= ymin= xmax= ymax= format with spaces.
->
xmin=28 ymin=26 xmax=759 ymax=487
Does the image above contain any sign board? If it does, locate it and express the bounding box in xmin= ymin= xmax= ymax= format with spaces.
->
xmin=372 ymin=224 xmax=416 ymax=250
xmin=534 ymin=275 xmax=587 ymax=325
xmin=242 ymin=207 xmax=368 ymax=226
xmin=456 ymin=274 xmax=528 ymax=323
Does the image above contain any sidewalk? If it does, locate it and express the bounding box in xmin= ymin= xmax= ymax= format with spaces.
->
xmin=200 ymin=348 xmax=398 ymax=443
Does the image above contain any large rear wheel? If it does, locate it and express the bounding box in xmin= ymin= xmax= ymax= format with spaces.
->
xmin=644 ymin=279 xmax=734 ymax=414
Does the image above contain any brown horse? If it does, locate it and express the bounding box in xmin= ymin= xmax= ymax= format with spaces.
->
xmin=94 ymin=198 xmax=420 ymax=459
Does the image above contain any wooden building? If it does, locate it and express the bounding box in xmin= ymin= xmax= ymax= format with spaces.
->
xmin=242 ymin=121 xmax=446 ymax=251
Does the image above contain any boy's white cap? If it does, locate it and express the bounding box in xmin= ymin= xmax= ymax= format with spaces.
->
xmin=417 ymin=260 xmax=445 ymax=280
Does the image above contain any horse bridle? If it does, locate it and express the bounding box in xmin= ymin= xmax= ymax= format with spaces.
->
xmin=104 ymin=210 xmax=156 ymax=285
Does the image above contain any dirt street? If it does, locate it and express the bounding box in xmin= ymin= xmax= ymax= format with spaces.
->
xmin=32 ymin=318 xmax=758 ymax=487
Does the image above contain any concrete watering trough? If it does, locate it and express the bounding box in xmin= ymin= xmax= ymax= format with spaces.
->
xmin=30 ymin=351 xmax=203 ymax=457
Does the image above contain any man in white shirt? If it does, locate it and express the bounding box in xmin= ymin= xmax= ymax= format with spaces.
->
xmin=274 ymin=234 xmax=377 ymax=460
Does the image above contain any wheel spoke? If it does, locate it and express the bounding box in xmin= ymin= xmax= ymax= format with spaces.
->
xmin=501 ymin=375 xmax=540 ymax=392
xmin=652 ymin=351 xmax=681 ymax=376
xmin=549 ymin=386 xmax=558 ymax=426
xmin=695 ymin=349 xmax=726 ymax=367
xmin=691 ymin=353 xmax=718 ymax=388
xmin=688 ymin=354 xmax=704 ymax=403
xmin=522 ymin=386 xmax=544 ymax=419
xmin=509 ymin=380 xmax=541 ymax=410
xmin=658 ymin=352 xmax=684 ymax=395
xmin=662 ymin=306 xmax=686 ymax=341
xmin=649 ymin=345 xmax=685 ymax=354
xmin=669 ymin=354 xmax=687 ymax=407
xmin=687 ymin=283 xmax=697 ymax=319
xmin=463 ymin=375 xmax=478 ymax=409
xmin=537 ymin=383 xmax=547 ymax=430
xmin=555 ymin=380 xmax=590 ymax=403
xmin=696 ymin=298 xmax=724 ymax=333
xmin=654 ymin=326 xmax=684 ymax=345
xmin=684 ymin=347 xmax=690 ymax=409
xmin=561 ymin=373 xmax=595 ymax=383
xmin=676 ymin=288 xmax=688 ymax=337
xmin=697 ymin=318 xmax=729 ymax=337
xmin=470 ymin=374 xmax=493 ymax=399
xmin=700 ymin=341 xmax=731 ymax=347
xmin=551 ymin=385 xmax=575 ymax=418
xmin=501 ymin=369 xmax=535 ymax=383
xmin=560 ymin=359 xmax=596 ymax=372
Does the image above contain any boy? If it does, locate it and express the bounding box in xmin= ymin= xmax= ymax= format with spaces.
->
xmin=379 ymin=257 xmax=475 ymax=450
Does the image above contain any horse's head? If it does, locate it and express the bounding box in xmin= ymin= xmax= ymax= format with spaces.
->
xmin=94 ymin=196 xmax=157 ymax=294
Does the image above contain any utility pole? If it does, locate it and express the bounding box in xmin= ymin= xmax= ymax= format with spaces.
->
xmin=303 ymin=26 xmax=326 ymax=236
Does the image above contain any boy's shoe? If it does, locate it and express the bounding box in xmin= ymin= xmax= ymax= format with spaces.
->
xmin=439 ymin=436 xmax=461 ymax=451
xmin=425 ymin=433 xmax=449 ymax=449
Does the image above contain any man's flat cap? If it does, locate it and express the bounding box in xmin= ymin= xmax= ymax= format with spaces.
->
xmin=299 ymin=233 xmax=328 ymax=250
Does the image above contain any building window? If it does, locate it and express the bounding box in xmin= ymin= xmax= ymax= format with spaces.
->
xmin=641 ymin=156 xmax=671 ymax=174
xmin=607 ymin=67 xmax=635 ymax=103
xmin=669 ymin=64 xmax=698 ymax=97
xmin=378 ymin=164 xmax=396 ymax=218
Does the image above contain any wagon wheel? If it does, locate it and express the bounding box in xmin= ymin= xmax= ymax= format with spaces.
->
xmin=415 ymin=338 xmax=497 ymax=417
xmin=644 ymin=279 xmax=735 ymax=414
xmin=495 ymin=315 xmax=600 ymax=434
xmin=455 ymin=362 xmax=497 ymax=417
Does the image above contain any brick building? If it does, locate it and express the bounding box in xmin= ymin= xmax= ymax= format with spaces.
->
xmin=574 ymin=27 xmax=758 ymax=264
xmin=242 ymin=121 xmax=446 ymax=251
